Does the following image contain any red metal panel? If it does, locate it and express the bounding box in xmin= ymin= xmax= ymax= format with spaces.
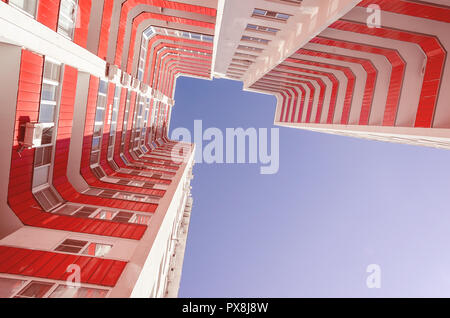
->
xmin=0 ymin=246 xmax=127 ymax=287
xmin=310 ymin=37 xmax=405 ymax=126
xmin=73 ymin=0 xmax=92 ymax=48
xmin=329 ymin=20 xmax=445 ymax=128
xmin=97 ymin=0 xmax=114 ymax=59
xmin=358 ymin=0 xmax=450 ymax=23
xmin=37 ymin=0 xmax=61 ymax=31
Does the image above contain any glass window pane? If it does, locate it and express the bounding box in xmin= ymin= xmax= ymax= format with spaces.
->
xmin=92 ymin=137 xmax=101 ymax=151
xmin=34 ymin=147 xmax=44 ymax=167
xmin=98 ymin=81 xmax=108 ymax=94
xmin=39 ymin=103 xmax=55 ymax=123
xmin=58 ymin=0 xmax=77 ymax=39
xmin=9 ymin=0 xmax=37 ymax=17
xmin=90 ymin=151 xmax=100 ymax=165
xmin=253 ymin=9 xmax=266 ymax=15
xmin=41 ymin=127 xmax=54 ymax=144
xmin=16 ymin=281 xmax=53 ymax=298
xmin=84 ymin=188 xmax=102 ymax=196
xmin=73 ymin=211 xmax=93 ymax=218
xmin=41 ymin=84 xmax=58 ymax=101
xmin=55 ymin=204 xmax=80 ymax=215
xmin=33 ymin=165 xmax=49 ymax=188
xmin=43 ymin=62 xmax=61 ymax=82
xmin=277 ymin=13 xmax=290 ymax=20
xmin=55 ymin=245 xmax=83 ymax=253
xmin=82 ymin=243 xmax=112 ymax=257
xmin=43 ymin=187 xmax=61 ymax=207
xmin=61 ymin=239 xmax=88 ymax=247
xmin=95 ymin=109 xmax=105 ymax=122
xmin=49 ymin=285 xmax=108 ymax=298
xmin=0 ymin=277 xmax=28 ymax=298
xmin=43 ymin=146 xmax=53 ymax=165
xmin=130 ymin=214 xmax=151 ymax=225
xmin=93 ymin=125 xmax=102 ymax=137
xmin=94 ymin=210 xmax=116 ymax=220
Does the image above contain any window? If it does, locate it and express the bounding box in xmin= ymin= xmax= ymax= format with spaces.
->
xmin=94 ymin=210 xmax=151 ymax=225
xmin=91 ymin=80 xmax=108 ymax=166
xmin=229 ymin=63 xmax=249 ymax=70
xmin=34 ymin=187 xmax=63 ymax=211
xmin=241 ymin=35 xmax=270 ymax=44
xmin=32 ymin=166 xmax=50 ymax=188
xmin=232 ymin=58 xmax=254 ymax=65
xmin=82 ymin=242 xmax=112 ymax=257
xmin=246 ymin=24 xmax=280 ymax=34
xmin=94 ymin=210 xmax=116 ymax=220
xmin=73 ymin=206 xmax=97 ymax=218
xmin=54 ymin=204 xmax=80 ymax=215
xmin=14 ymin=281 xmax=54 ymax=298
xmin=234 ymin=52 xmax=258 ymax=59
xmin=55 ymin=239 xmax=112 ymax=257
xmin=120 ymin=91 xmax=131 ymax=156
xmin=48 ymin=285 xmax=108 ymax=298
xmin=55 ymin=204 xmax=97 ymax=217
xmin=252 ymin=8 xmax=291 ymax=22
xmin=0 ymin=277 xmax=28 ymax=298
xmin=55 ymin=239 xmax=88 ymax=253
xmin=33 ymin=59 xmax=61 ymax=189
xmin=151 ymin=26 xmax=213 ymax=43
xmin=138 ymin=36 xmax=148 ymax=81
xmin=266 ymin=0 xmax=302 ymax=5
xmin=112 ymin=211 xmax=134 ymax=223
xmin=58 ymin=0 xmax=78 ymax=39
xmin=0 ymin=276 xmax=110 ymax=298
xmin=228 ymin=68 xmax=245 ymax=74
xmin=9 ymin=0 xmax=38 ymax=17
xmin=130 ymin=214 xmax=151 ymax=225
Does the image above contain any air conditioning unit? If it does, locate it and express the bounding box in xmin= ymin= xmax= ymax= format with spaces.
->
xmin=121 ymin=72 xmax=131 ymax=87
xmin=140 ymin=82 xmax=149 ymax=94
xmin=106 ymin=63 xmax=120 ymax=83
xmin=21 ymin=122 xmax=55 ymax=148
xmin=131 ymin=78 xmax=140 ymax=91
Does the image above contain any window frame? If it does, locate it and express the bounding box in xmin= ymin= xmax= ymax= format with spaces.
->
xmin=57 ymin=0 xmax=79 ymax=40
xmin=32 ymin=58 xmax=63 ymax=191
xmin=54 ymin=238 xmax=113 ymax=257
xmin=241 ymin=35 xmax=271 ymax=45
xmin=8 ymin=0 xmax=38 ymax=18
xmin=0 ymin=275 xmax=110 ymax=298
xmin=251 ymin=8 xmax=292 ymax=22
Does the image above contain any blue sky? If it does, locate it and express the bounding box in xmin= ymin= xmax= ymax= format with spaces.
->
xmin=169 ymin=76 xmax=450 ymax=298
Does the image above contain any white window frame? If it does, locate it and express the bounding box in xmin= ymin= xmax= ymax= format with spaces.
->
xmin=8 ymin=0 xmax=38 ymax=18
xmin=0 ymin=275 xmax=111 ymax=298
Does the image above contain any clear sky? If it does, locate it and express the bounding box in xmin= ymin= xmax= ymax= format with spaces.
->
xmin=169 ymin=76 xmax=450 ymax=298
